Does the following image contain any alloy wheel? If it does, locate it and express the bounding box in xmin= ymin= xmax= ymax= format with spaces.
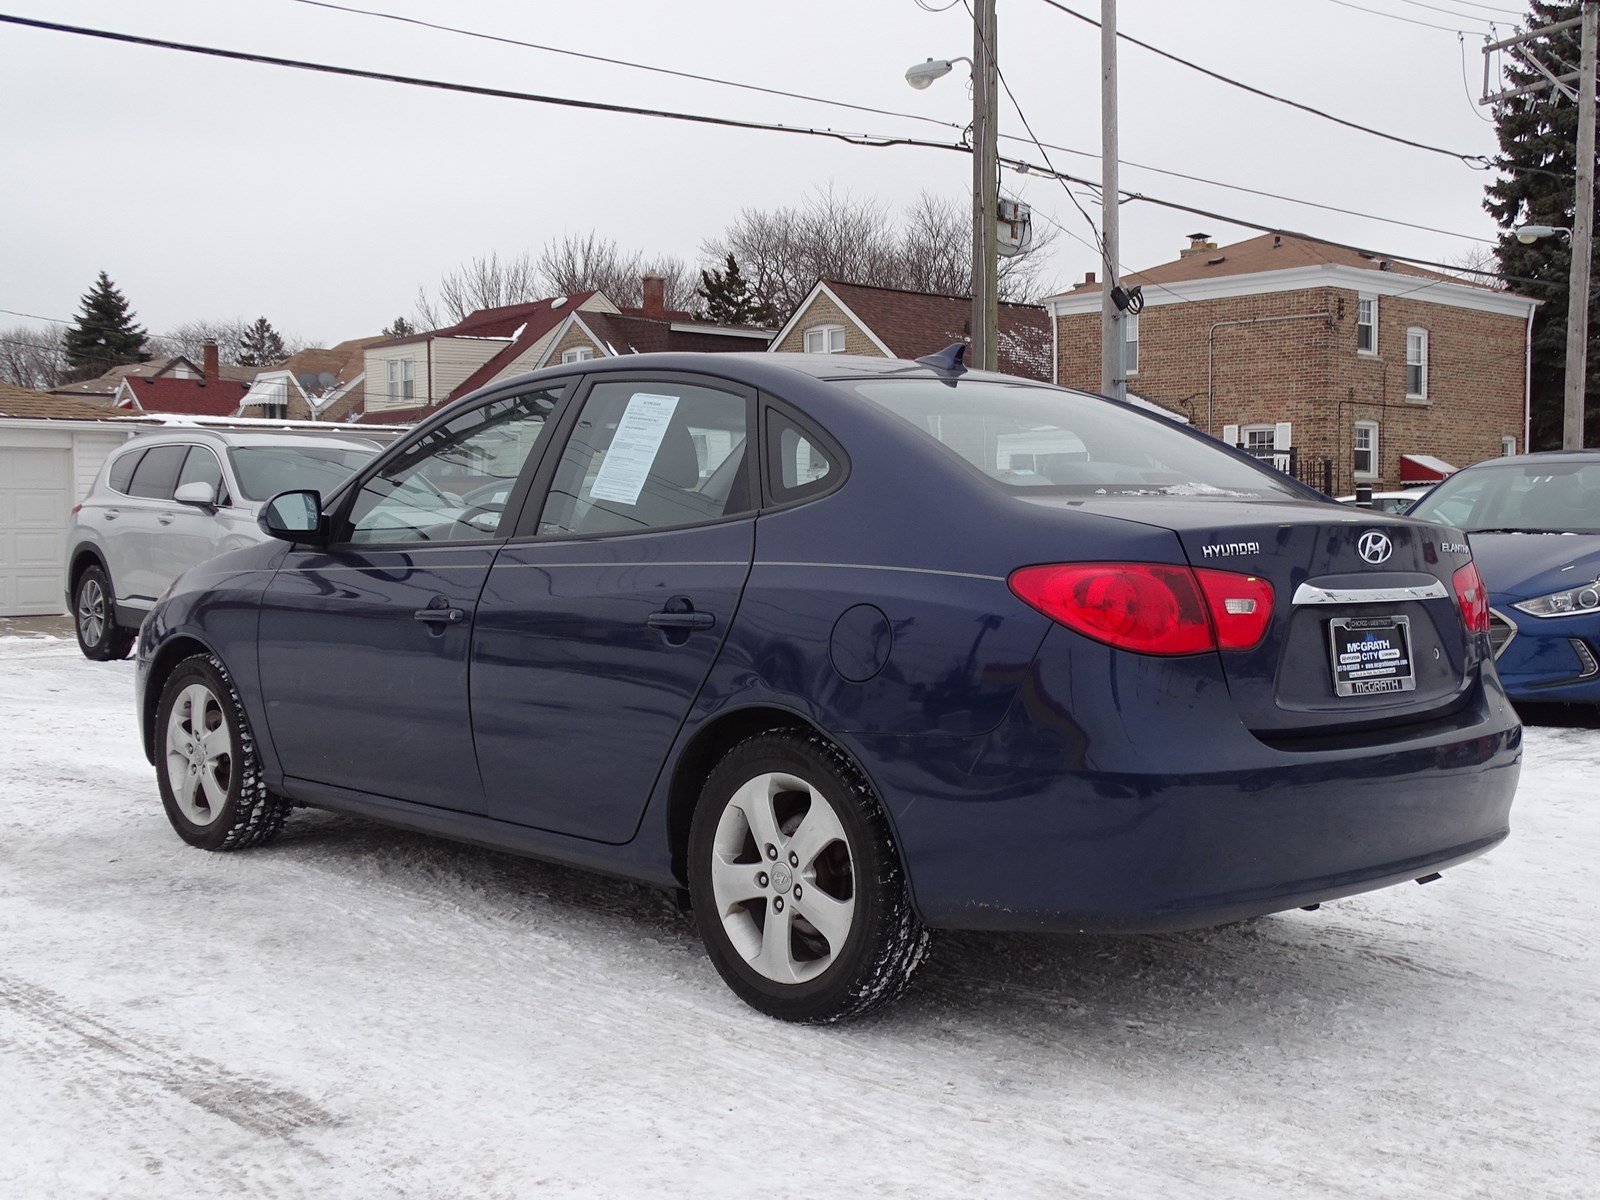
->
xmin=77 ymin=577 xmax=105 ymax=647
xmin=164 ymin=683 xmax=233 ymax=826
xmin=709 ymin=771 xmax=857 ymax=984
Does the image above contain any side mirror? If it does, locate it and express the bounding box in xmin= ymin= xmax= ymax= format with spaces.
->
xmin=173 ymin=480 xmax=217 ymax=508
xmin=258 ymin=490 xmax=327 ymax=543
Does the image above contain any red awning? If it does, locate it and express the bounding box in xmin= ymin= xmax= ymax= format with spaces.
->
xmin=1399 ymin=454 xmax=1457 ymax=486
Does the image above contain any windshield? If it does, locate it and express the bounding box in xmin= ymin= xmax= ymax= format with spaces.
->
xmin=1408 ymin=461 xmax=1600 ymax=533
xmin=228 ymin=445 xmax=377 ymax=501
xmin=848 ymin=378 xmax=1301 ymax=499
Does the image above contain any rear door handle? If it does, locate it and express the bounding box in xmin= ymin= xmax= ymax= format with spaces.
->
xmin=157 ymin=515 xmax=174 ymax=526
xmin=647 ymin=610 xmax=715 ymax=631
xmin=413 ymin=607 xmax=466 ymax=624
xmin=102 ymin=511 xmax=118 ymax=521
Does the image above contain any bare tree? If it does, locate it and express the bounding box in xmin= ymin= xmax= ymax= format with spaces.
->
xmin=703 ymin=186 xmax=1058 ymax=319
xmin=535 ymin=233 xmax=695 ymax=309
xmin=149 ymin=319 xmax=313 ymax=366
xmin=1444 ymin=245 xmax=1508 ymax=290
xmin=415 ymin=251 xmax=544 ymax=328
xmin=0 ymin=325 xmax=67 ymax=390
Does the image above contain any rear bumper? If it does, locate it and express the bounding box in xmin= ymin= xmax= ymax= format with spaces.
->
xmin=866 ymin=642 xmax=1521 ymax=933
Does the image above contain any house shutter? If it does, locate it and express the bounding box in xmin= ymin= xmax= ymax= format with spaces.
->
xmin=1273 ymin=422 xmax=1293 ymax=450
xmin=1222 ymin=423 xmax=1239 ymax=447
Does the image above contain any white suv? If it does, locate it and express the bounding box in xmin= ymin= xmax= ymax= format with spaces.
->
xmin=66 ymin=429 xmax=381 ymax=659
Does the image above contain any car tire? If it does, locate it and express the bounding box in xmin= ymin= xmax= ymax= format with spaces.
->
xmin=73 ymin=564 xmax=135 ymax=661
xmin=688 ymin=729 xmax=932 ymax=1023
xmin=155 ymin=654 xmax=289 ymax=851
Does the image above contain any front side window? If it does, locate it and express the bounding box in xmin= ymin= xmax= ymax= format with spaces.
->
xmin=804 ymin=325 xmax=846 ymax=354
xmin=851 ymin=379 xmax=1299 ymax=499
xmin=538 ymin=380 xmax=751 ymax=536
xmin=387 ymin=357 xmax=415 ymax=405
xmin=561 ymin=346 xmax=595 ymax=364
xmin=1353 ymin=420 xmax=1378 ymax=478
xmin=1124 ymin=311 xmax=1139 ymax=375
xmin=177 ymin=446 xmax=228 ymax=504
xmin=1357 ymin=296 xmax=1377 ymax=354
xmin=228 ymin=445 xmax=375 ymax=501
xmin=1406 ymin=329 xmax=1428 ymax=399
xmin=346 ymin=388 xmax=560 ymax=544
xmin=126 ymin=445 xmax=187 ymax=500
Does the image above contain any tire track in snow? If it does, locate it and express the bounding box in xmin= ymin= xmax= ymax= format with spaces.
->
xmin=0 ymin=974 xmax=340 ymax=1139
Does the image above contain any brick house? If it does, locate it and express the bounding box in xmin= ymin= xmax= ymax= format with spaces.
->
xmin=1047 ymin=233 xmax=1539 ymax=493
xmin=769 ymin=279 xmax=1052 ymax=380
xmin=358 ymin=274 xmax=771 ymax=425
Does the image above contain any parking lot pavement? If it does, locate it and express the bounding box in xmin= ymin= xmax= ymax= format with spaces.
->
xmin=1 ymin=634 xmax=1595 ymax=1200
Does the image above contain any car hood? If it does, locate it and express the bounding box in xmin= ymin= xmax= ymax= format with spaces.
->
xmin=1469 ymin=531 xmax=1600 ymax=603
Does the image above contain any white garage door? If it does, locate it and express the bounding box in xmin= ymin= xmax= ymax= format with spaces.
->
xmin=0 ymin=447 xmax=71 ymax=616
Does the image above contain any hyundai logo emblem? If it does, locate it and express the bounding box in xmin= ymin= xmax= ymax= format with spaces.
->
xmin=1358 ymin=531 xmax=1393 ymax=565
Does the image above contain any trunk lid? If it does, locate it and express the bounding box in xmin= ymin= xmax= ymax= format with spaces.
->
xmin=1032 ymin=496 xmax=1480 ymax=736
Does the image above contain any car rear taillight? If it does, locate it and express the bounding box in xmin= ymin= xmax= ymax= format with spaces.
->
xmin=1453 ymin=561 xmax=1490 ymax=635
xmin=1008 ymin=563 xmax=1274 ymax=656
xmin=70 ymin=504 xmax=82 ymax=517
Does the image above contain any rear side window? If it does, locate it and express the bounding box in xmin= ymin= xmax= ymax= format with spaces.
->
xmin=126 ymin=445 xmax=187 ymax=500
xmin=538 ymin=380 xmax=753 ymax=537
xmin=766 ymin=412 xmax=839 ymax=504
xmin=107 ymin=449 xmax=143 ymax=494
xmin=850 ymin=378 xmax=1300 ymax=499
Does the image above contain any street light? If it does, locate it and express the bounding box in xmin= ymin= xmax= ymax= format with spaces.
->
xmin=904 ymin=57 xmax=969 ymax=89
xmin=1515 ymin=224 xmax=1573 ymax=244
xmin=905 ymin=5 xmax=999 ymax=371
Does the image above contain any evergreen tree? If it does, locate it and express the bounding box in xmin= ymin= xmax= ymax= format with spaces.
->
xmin=238 ymin=316 xmax=287 ymax=366
xmin=61 ymin=271 xmax=149 ymax=378
xmin=1485 ymin=0 xmax=1597 ymax=448
xmin=694 ymin=254 xmax=778 ymax=328
xmin=383 ymin=316 xmax=417 ymax=339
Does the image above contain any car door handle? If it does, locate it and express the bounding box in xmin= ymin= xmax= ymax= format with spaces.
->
xmin=157 ymin=515 xmax=174 ymax=525
xmin=413 ymin=607 xmax=466 ymax=624
xmin=647 ymin=610 xmax=715 ymax=631
xmin=102 ymin=511 xmax=118 ymax=521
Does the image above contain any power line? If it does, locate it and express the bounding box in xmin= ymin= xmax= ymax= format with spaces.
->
xmin=1039 ymin=0 xmax=1493 ymax=163
xmin=1319 ymin=0 xmax=1473 ymax=34
xmin=0 ymin=13 xmax=971 ymax=154
xmin=0 ymin=11 xmax=1559 ymax=298
xmin=286 ymin=0 xmax=969 ymax=137
xmin=1391 ymin=0 xmax=1496 ymax=27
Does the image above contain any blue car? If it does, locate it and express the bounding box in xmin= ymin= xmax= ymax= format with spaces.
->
xmin=1409 ymin=451 xmax=1600 ymax=702
xmin=136 ymin=352 xmax=1520 ymax=1022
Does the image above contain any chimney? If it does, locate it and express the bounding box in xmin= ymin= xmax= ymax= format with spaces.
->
xmin=641 ymin=271 xmax=666 ymax=318
xmin=1179 ymin=231 xmax=1218 ymax=259
xmin=202 ymin=340 xmax=219 ymax=384
xmin=1083 ymin=270 xmax=1097 ymax=286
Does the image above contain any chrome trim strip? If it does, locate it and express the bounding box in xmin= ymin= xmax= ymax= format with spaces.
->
xmin=759 ymin=561 xmax=1007 ymax=583
xmin=1487 ymin=607 xmax=1517 ymax=661
xmin=1292 ymin=580 xmax=1449 ymax=606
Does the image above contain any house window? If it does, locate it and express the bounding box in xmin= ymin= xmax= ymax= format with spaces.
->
xmin=1501 ymin=435 xmax=1517 ymax=456
xmin=1405 ymin=328 xmax=1428 ymax=399
xmin=1241 ymin=425 xmax=1277 ymax=455
xmin=1124 ymin=311 xmax=1139 ymax=375
xmin=387 ymin=357 xmax=415 ymax=405
xmin=803 ymin=325 xmax=846 ymax=354
xmin=1357 ymin=296 xmax=1377 ymax=355
xmin=561 ymin=346 xmax=594 ymax=364
xmin=1353 ymin=420 xmax=1379 ymax=478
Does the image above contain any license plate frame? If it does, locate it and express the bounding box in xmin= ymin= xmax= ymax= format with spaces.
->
xmin=1329 ymin=614 xmax=1416 ymax=697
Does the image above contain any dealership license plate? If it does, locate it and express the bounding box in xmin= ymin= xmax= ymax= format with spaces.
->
xmin=1329 ymin=615 xmax=1416 ymax=697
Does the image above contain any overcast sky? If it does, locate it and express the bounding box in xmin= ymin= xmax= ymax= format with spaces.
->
xmin=0 ymin=0 xmax=1528 ymax=347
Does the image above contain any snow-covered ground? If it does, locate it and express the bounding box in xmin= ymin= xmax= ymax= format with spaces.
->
xmin=1 ymin=633 xmax=1595 ymax=1200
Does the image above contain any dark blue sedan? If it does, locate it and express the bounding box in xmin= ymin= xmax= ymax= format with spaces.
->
xmin=1409 ymin=451 xmax=1600 ymax=703
xmin=135 ymin=352 xmax=1520 ymax=1022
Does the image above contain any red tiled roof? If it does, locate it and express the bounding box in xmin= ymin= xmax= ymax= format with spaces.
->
xmin=119 ymin=375 xmax=251 ymax=416
xmin=818 ymin=280 xmax=1052 ymax=381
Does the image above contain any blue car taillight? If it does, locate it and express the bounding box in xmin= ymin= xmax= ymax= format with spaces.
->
xmin=1008 ymin=562 xmax=1273 ymax=656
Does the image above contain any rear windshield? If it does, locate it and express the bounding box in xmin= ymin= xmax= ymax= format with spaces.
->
xmin=228 ymin=445 xmax=376 ymax=501
xmin=848 ymin=379 xmax=1300 ymax=499
xmin=1409 ymin=460 xmax=1600 ymax=533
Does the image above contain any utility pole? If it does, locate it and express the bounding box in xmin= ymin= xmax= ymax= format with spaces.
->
xmin=971 ymin=0 xmax=1000 ymax=372
xmin=1567 ymin=1 xmax=1597 ymax=449
xmin=1484 ymin=5 xmax=1599 ymax=449
xmin=1099 ymin=0 xmax=1123 ymax=400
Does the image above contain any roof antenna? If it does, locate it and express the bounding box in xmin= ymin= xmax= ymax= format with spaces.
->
xmin=915 ymin=342 xmax=968 ymax=373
